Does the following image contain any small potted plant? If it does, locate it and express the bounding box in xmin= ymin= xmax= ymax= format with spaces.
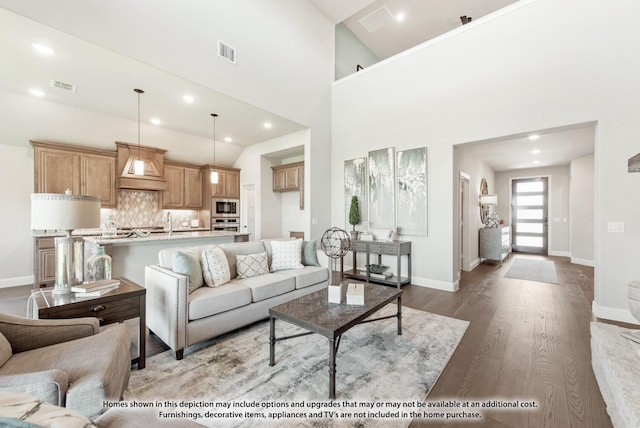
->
xmin=348 ymin=196 xmax=361 ymax=240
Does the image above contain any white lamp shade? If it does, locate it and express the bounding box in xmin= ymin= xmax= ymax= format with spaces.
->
xmin=480 ymin=194 xmax=498 ymax=206
xmin=133 ymin=159 xmax=145 ymax=176
xmin=210 ymin=170 xmax=219 ymax=184
xmin=31 ymin=193 xmax=101 ymax=231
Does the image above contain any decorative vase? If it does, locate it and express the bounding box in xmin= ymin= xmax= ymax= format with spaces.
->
xmin=350 ymin=230 xmax=360 ymax=241
xmin=86 ymin=245 xmax=112 ymax=282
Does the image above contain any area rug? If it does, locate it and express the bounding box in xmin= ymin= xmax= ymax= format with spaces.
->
xmin=504 ymin=258 xmax=558 ymax=284
xmin=124 ymin=305 xmax=469 ymax=427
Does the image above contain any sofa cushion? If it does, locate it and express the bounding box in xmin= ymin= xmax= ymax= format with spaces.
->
xmin=270 ymin=239 xmax=304 ymax=271
xmin=0 ymin=332 xmax=11 ymax=367
xmin=188 ymin=283 xmax=252 ymax=320
xmin=301 ymin=240 xmax=321 ymax=266
xmin=274 ymin=266 xmax=329 ymax=289
xmin=236 ymin=252 xmax=269 ymax=279
xmin=172 ymin=250 xmax=203 ymax=293
xmin=229 ymin=273 xmax=295 ymax=302
xmin=201 ymin=248 xmax=230 ymax=288
xmin=158 ymin=244 xmax=219 ymax=270
xmin=218 ymin=241 xmax=266 ymax=279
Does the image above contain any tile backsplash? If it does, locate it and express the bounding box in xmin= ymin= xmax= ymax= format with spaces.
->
xmin=101 ymin=190 xmax=200 ymax=229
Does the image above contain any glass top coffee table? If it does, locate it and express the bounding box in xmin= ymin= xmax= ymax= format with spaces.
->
xmin=268 ymin=283 xmax=402 ymax=399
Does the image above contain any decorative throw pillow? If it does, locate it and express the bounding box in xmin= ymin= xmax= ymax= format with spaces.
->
xmin=201 ymin=247 xmax=231 ymax=287
xmin=301 ymin=239 xmax=321 ymax=266
xmin=0 ymin=332 xmax=12 ymax=367
xmin=236 ymin=252 xmax=269 ymax=279
xmin=270 ymin=239 xmax=304 ymax=271
xmin=172 ymin=251 xmax=204 ymax=293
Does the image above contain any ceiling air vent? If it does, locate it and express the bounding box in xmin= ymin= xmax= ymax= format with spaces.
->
xmin=218 ymin=40 xmax=236 ymax=64
xmin=49 ymin=79 xmax=77 ymax=93
xmin=359 ymin=6 xmax=395 ymax=33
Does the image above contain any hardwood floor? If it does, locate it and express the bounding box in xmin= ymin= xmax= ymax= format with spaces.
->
xmin=0 ymin=254 xmax=614 ymax=427
xmin=404 ymin=254 xmax=613 ymax=428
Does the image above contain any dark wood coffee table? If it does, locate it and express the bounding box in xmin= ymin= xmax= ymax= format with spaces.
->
xmin=269 ymin=283 xmax=402 ymax=399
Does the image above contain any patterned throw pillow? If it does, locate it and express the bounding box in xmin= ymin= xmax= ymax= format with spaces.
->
xmin=236 ymin=252 xmax=269 ymax=279
xmin=270 ymin=239 xmax=304 ymax=271
xmin=172 ymin=250 xmax=204 ymax=293
xmin=201 ymin=247 xmax=231 ymax=287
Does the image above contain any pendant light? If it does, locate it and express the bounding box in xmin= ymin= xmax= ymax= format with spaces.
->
xmin=133 ymin=88 xmax=145 ymax=176
xmin=210 ymin=113 xmax=219 ymax=184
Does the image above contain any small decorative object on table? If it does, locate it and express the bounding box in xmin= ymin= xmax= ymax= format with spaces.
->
xmin=86 ymin=245 xmax=112 ymax=281
xmin=320 ymin=227 xmax=351 ymax=303
xmin=328 ymin=284 xmax=342 ymax=304
xmin=346 ymin=283 xmax=365 ymax=305
xmin=348 ymin=196 xmax=361 ymax=241
xmin=366 ymin=264 xmax=388 ymax=274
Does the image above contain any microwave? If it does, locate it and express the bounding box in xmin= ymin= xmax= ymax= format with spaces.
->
xmin=212 ymin=198 xmax=239 ymax=217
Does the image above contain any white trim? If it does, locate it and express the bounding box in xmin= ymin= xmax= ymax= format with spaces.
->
xmin=592 ymin=300 xmax=639 ymax=325
xmin=571 ymin=257 xmax=594 ymax=267
xmin=0 ymin=276 xmax=33 ymax=288
xmin=469 ymin=258 xmax=481 ymax=271
xmin=411 ymin=276 xmax=458 ymax=292
xmin=548 ymin=250 xmax=570 ymax=257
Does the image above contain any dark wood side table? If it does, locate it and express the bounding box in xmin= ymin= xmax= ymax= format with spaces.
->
xmin=32 ymin=277 xmax=146 ymax=369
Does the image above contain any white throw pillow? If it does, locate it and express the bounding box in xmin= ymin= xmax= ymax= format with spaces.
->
xmin=270 ymin=239 xmax=304 ymax=271
xmin=201 ymin=247 xmax=230 ymax=287
xmin=236 ymin=252 xmax=269 ymax=279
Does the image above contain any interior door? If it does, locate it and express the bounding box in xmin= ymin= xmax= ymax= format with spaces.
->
xmin=511 ymin=177 xmax=548 ymax=254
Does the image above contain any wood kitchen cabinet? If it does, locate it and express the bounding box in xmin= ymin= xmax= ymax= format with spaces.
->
xmin=34 ymin=237 xmax=56 ymax=288
xmin=271 ymin=161 xmax=304 ymax=209
xmin=163 ymin=161 xmax=203 ymax=209
xmin=32 ymin=141 xmax=117 ymax=208
xmin=204 ymin=166 xmax=240 ymax=199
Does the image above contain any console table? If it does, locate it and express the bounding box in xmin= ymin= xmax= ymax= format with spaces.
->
xmin=341 ymin=239 xmax=411 ymax=288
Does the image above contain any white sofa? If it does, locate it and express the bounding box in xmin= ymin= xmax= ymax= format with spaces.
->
xmin=145 ymin=239 xmax=328 ymax=359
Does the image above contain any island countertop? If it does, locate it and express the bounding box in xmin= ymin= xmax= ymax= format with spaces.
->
xmin=84 ymin=231 xmax=249 ymax=246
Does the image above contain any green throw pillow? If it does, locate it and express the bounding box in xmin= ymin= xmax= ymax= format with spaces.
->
xmin=302 ymin=240 xmax=320 ymax=266
xmin=172 ymin=250 xmax=204 ymax=293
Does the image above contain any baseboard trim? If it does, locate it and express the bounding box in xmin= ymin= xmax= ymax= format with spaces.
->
xmin=571 ymin=257 xmax=594 ymax=267
xmin=0 ymin=276 xmax=33 ymax=289
xmin=549 ymin=250 xmax=571 ymax=257
xmin=592 ymin=300 xmax=639 ymax=325
xmin=411 ymin=276 xmax=458 ymax=292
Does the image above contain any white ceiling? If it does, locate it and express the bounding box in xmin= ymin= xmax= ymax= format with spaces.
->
xmin=1 ymin=1 xmax=594 ymax=172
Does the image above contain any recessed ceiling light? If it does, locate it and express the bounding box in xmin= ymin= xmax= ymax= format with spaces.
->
xmin=263 ymin=122 xmax=272 ymax=129
xmin=29 ymin=88 xmax=45 ymax=97
xmin=531 ymin=149 xmax=541 ymax=154
xmin=396 ymin=12 xmax=406 ymax=22
xmin=150 ymin=118 xmax=161 ymax=125
xmin=533 ymin=160 xmax=540 ymax=164
xmin=224 ymin=137 xmax=232 ymax=143
xmin=31 ymin=42 xmax=55 ymax=55
xmin=528 ymin=134 xmax=540 ymax=140
xmin=182 ymin=95 xmax=195 ymax=104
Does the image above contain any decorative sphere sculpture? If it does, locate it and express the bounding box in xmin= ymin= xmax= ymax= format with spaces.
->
xmin=320 ymin=227 xmax=351 ymax=259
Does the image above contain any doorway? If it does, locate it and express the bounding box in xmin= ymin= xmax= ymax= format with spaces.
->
xmin=511 ymin=177 xmax=548 ymax=254
xmin=241 ymin=183 xmax=256 ymax=241
xmin=458 ymin=171 xmax=471 ymax=272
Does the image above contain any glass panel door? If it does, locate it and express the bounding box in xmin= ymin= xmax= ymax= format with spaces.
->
xmin=511 ymin=178 xmax=548 ymax=254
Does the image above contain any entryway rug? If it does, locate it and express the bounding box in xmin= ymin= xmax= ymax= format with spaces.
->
xmin=504 ymin=258 xmax=558 ymax=284
xmin=125 ymin=305 xmax=469 ymax=428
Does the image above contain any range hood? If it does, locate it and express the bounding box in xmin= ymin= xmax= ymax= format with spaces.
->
xmin=116 ymin=142 xmax=167 ymax=191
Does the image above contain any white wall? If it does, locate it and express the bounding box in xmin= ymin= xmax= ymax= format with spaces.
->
xmin=570 ymin=154 xmax=595 ymax=266
xmin=495 ymin=166 xmax=571 ymax=257
xmin=332 ymin=0 xmax=640 ymax=322
xmin=335 ymin=23 xmax=379 ymax=80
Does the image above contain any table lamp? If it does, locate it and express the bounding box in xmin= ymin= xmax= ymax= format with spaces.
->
xmin=31 ymin=191 xmax=101 ymax=294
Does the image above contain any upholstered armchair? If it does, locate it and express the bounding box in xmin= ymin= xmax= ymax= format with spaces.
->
xmin=0 ymin=312 xmax=131 ymax=419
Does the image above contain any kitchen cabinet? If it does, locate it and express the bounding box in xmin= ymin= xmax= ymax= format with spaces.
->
xmin=271 ymin=161 xmax=304 ymax=209
xmin=272 ymin=161 xmax=303 ymax=191
xmin=34 ymin=237 xmax=56 ymax=288
xmin=205 ymin=166 xmax=240 ymax=199
xmin=480 ymin=226 xmax=511 ymax=265
xmin=32 ymin=141 xmax=117 ymax=208
xmin=163 ymin=161 xmax=203 ymax=209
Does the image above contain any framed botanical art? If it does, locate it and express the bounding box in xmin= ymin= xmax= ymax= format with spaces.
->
xmin=397 ymin=147 xmax=427 ymax=236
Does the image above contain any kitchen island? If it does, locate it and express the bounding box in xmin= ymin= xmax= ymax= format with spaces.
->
xmin=84 ymin=231 xmax=249 ymax=285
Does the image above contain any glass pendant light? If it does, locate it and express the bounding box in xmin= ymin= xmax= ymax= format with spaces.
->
xmin=133 ymin=88 xmax=145 ymax=176
xmin=210 ymin=113 xmax=219 ymax=184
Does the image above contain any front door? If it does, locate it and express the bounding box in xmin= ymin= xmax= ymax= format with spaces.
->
xmin=511 ymin=177 xmax=548 ymax=254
